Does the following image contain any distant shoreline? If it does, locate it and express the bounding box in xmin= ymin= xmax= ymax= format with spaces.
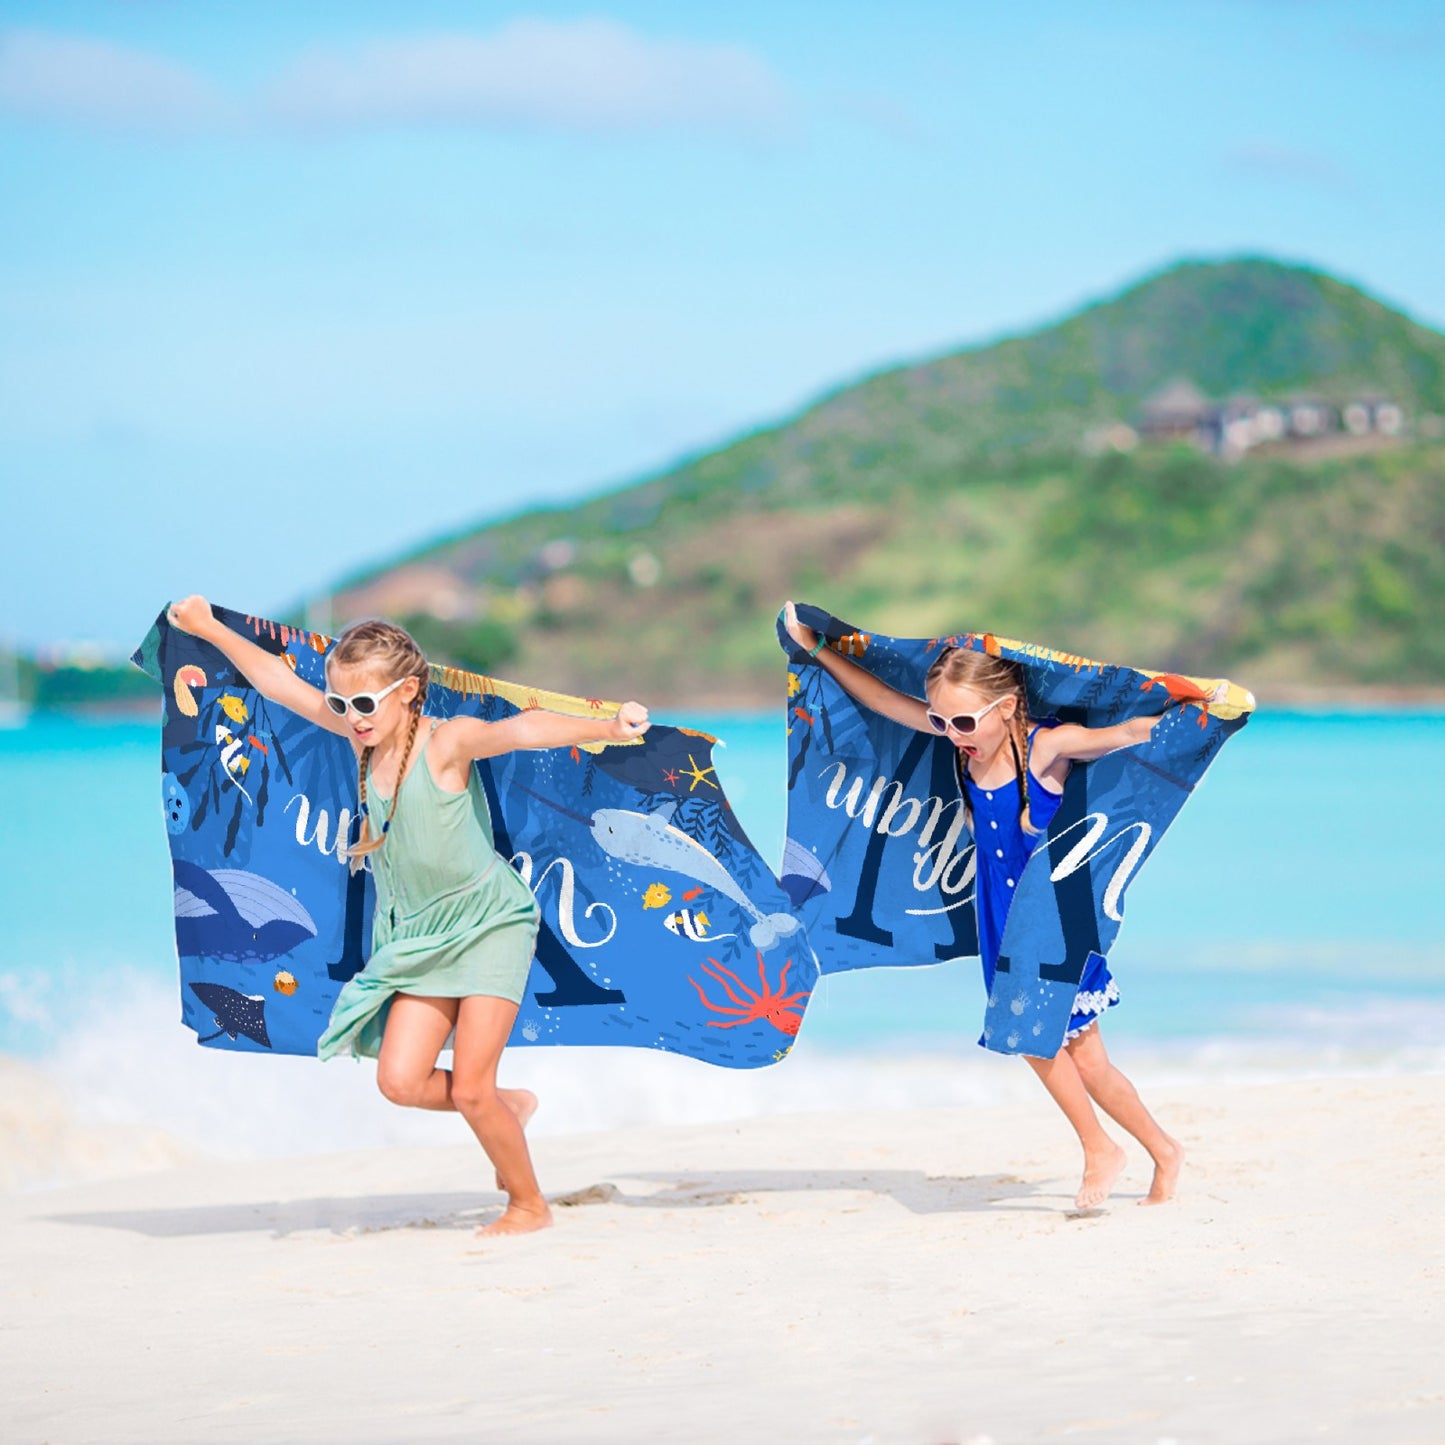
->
xmin=656 ymin=685 xmax=1445 ymax=713
xmin=1243 ymin=683 xmax=1445 ymax=709
xmin=5 ymin=703 xmax=161 ymax=724
xmin=6 ymin=686 xmax=1445 ymax=726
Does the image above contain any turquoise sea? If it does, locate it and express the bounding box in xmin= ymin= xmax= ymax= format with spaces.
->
xmin=4 ymin=708 xmax=1444 ymax=1165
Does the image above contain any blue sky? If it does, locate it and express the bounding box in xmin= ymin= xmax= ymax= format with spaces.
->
xmin=3 ymin=1 xmax=1442 ymax=651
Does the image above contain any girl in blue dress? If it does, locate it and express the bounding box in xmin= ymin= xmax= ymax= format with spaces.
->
xmin=785 ymin=604 xmax=1182 ymax=1211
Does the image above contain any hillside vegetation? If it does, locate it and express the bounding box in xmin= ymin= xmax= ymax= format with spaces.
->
xmin=329 ymin=259 xmax=1445 ymax=707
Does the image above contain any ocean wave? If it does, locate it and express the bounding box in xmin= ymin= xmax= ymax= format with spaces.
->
xmin=0 ymin=1054 xmax=194 ymax=1194
xmin=5 ymin=971 xmax=1445 ymax=1193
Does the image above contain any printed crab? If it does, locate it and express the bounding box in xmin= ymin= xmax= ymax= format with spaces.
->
xmin=687 ymin=952 xmax=809 ymax=1036
xmin=1141 ymin=673 xmax=1229 ymax=728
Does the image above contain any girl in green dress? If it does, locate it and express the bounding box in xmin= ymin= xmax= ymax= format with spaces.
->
xmin=167 ymin=596 xmax=649 ymax=1238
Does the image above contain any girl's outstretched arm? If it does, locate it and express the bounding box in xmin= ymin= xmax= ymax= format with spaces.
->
xmin=782 ymin=601 xmax=931 ymax=732
xmin=166 ymin=595 xmax=353 ymax=739
xmin=431 ymin=703 xmax=650 ymax=773
xmin=1032 ymin=713 xmax=1164 ymax=772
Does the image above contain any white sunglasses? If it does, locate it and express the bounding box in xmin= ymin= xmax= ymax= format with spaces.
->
xmin=324 ymin=677 xmax=408 ymax=717
xmin=925 ymin=695 xmax=1006 ymax=735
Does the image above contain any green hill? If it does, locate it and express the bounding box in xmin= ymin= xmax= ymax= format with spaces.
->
xmin=328 ymin=258 xmax=1445 ymax=707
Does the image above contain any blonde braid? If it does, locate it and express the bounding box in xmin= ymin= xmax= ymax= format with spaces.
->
xmin=1006 ymin=713 xmax=1039 ymax=836
xmin=332 ymin=619 xmax=430 ymax=867
xmin=350 ymin=744 xmax=375 ymax=870
xmin=926 ymin=643 xmax=1039 ymax=835
xmin=347 ymin=700 xmax=423 ymax=863
xmin=389 ymin=700 xmax=423 ymax=823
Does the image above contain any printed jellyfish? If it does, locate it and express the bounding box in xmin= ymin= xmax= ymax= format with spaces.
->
xmin=162 ymin=773 xmax=190 ymax=835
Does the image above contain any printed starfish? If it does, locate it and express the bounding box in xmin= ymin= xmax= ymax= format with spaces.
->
xmin=662 ymin=768 xmax=679 ymax=785
xmin=680 ymin=754 xmax=718 ymax=793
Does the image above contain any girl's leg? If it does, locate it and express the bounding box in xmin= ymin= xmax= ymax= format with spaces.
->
xmin=1023 ymin=1049 xmax=1127 ymax=1210
xmin=374 ymin=994 xmax=459 ymax=1109
xmin=374 ymin=995 xmax=541 ymax=1192
xmin=1066 ymin=1025 xmax=1184 ymax=1204
xmin=451 ymin=994 xmax=552 ymax=1237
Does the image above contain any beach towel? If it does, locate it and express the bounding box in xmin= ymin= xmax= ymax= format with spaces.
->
xmin=777 ymin=604 xmax=1254 ymax=1058
xmin=132 ymin=604 xmax=814 ymax=1068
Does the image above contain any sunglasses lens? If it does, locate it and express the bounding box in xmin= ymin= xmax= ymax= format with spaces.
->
xmin=927 ymin=713 xmax=948 ymax=734
xmin=351 ymin=695 xmax=377 ymax=716
xmin=324 ymin=694 xmax=347 ymax=716
xmin=953 ymin=716 xmax=977 ymax=735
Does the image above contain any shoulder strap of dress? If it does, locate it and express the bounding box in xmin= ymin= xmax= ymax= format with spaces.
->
xmin=1025 ymin=723 xmax=1056 ymax=772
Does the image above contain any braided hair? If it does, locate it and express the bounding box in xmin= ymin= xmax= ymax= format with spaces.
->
xmin=924 ymin=644 xmax=1040 ymax=836
xmin=328 ymin=620 xmax=430 ymax=868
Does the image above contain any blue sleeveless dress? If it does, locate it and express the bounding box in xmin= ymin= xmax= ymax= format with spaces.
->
xmin=961 ymin=730 xmax=1119 ymax=1043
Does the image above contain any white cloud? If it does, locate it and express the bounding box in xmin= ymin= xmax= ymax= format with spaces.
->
xmin=0 ymin=20 xmax=792 ymax=141
xmin=264 ymin=19 xmax=791 ymax=135
xmin=0 ymin=28 xmax=227 ymax=131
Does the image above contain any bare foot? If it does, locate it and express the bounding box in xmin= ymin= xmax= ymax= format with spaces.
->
xmin=503 ymin=1088 xmax=540 ymax=1129
xmin=1140 ymin=1135 xmax=1185 ymax=1205
xmin=1074 ymin=1140 xmax=1127 ymax=1210
xmin=475 ymin=1200 xmax=554 ymax=1238
xmin=494 ymin=1089 xmax=539 ymax=1191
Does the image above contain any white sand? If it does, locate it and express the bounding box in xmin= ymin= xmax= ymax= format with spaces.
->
xmin=3 ymin=1075 xmax=1443 ymax=1444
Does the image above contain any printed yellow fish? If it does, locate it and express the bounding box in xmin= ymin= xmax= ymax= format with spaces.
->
xmin=641 ymin=882 xmax=672 ymax=910
xmin=273 ymin=971 xmax=298 ymax=995
xmin=219 ymin=694 xmax=250 ymax=725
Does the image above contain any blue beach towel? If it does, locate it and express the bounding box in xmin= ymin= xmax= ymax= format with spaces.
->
xmin=133 ymin=605 xmax=814 ymax=1068
xmin=777 ymin=604 xmax=1254 ymax=1058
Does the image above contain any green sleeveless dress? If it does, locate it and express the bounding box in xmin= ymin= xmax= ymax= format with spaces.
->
xmin=316 ymin=727 xmax=541 ymax=1061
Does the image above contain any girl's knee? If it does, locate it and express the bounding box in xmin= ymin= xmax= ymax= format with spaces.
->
xmin=376 ymin=1066 xmax=426 ymax=1107
xmin=450 ymin=1080 xmax=500 ymax=1117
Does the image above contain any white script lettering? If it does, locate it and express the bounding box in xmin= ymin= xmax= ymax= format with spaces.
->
xmin=818 ymin=762 xmax=974 ymax=910
xmin=285 ymin=793 xmax=356 ymax=865
xmin=512 ymin=852 xmax=617 ymax=948
xmin=1046 ymin=812 xmax=1152 ymax=922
